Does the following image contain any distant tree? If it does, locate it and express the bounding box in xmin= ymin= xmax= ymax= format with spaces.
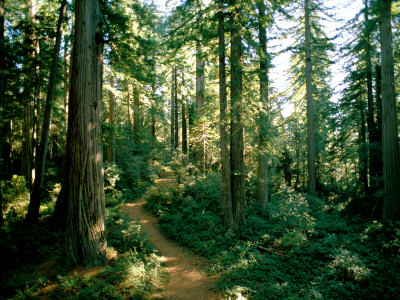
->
xmin=304 ymin=0 xmax=316 ymax=196
xmin=65 ymin=0 xmax=107 ymax=267
xmin=230 ymin=0 xmax=245 ymax=228
xmin=218 ymin=0 xmax=233 ymax=229
xmin=26 ymin=0 xmax=67 ymax=223
xmin=256 ymin=0 xmax=270 ymax=215
xmin=379 ymin=0 xmax=400 ymax=223
xmin=107 ymin=70 xmax=115 ymax=163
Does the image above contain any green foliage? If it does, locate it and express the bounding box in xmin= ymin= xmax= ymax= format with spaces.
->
xmin=144 ymin=173 xmax=400 ymax=299
xmin=1 ymin=170 xmax=165 ymax=300
xmin=1 ymin=175 xmax=30 ymax=224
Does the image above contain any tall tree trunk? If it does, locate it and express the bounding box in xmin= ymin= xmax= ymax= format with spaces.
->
xmin=359 ymin=95 xmax=369 ymax=194
xmin=364 ymin=0 xmax=379 ymax=194
xmin=22 ymin=0 xmax=37 ymax=187
xmin=218 ymin=0 xmax=233 ymax=229
xmin=65 ymin=0 xmax=107 ymax=267
xmin=375 ymin=64 xmax=383 ymax=179
xmin=182 ymin=74 xmax=187 ymax=154
xmin=379 ymin=0 xmax=400 ymax=223
xmin=196 ymin=41 xmax=205 ymax=112
xmin=126 ymin=82 xmax=132 ymax=129
xmin=256 ymin=0 xmax=269 ymax=215
xmin=305 ymin=0 xmax=316 ymax=196
xmin=174 ymin=67 xmax=179 ymax=149
xmin=0 ymin=0 xmax=5 ymax=226
xmin=133 ymin=86 xmax=140 ymax=153
xmin=107 ymin=72 xmax=115 ymax=162
xmin=26 ymin=0 xmax=67 ymax=223
xmin=230 ymin=0 xmax=245 ymax=228
xmin=64 ymin=30 xmax=70 ymax=124
xmin=170 ymin=69 xmax=175 ymax=149
xmin=151 ymin=83 xmax=156 ymax=140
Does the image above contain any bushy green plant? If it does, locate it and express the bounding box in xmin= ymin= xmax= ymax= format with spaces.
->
xmin=143 ymin=172 xmax=400 ymax=300
xmin=1 ymin=175 xmax=30 ymax=223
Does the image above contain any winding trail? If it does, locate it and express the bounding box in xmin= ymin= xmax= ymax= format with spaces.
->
xmin=124 ymin=179 xmax=222 ymax=300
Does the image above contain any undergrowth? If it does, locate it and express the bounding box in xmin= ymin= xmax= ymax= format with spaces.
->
xmin=0 ymin=164 xmax=166 ymax=300
xmin=144 ymin=173 xmax=400 ymax=299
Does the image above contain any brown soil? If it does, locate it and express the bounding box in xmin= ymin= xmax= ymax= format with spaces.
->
xmin=124 ymin=179 xmax=222 ymax=300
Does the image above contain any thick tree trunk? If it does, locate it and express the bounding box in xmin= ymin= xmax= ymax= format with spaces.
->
xmin=0 ymin=0 xmax=5 ymax=226
xmin=256 ymin=0 xmax=269 ymax=215
xmin=22 ymin=0 xmax=37 ymax=187
xmin=364 ymin=0 xmax=379 ymax=194
xmin=65 ymin=0 xmax=107 ymax=267
xmin=230 ymin=0 xmax=245 ymax=229
xmin=305 ymin=0 xmax=316 ymax=196
xmin=26 ymin=0 xmax=67 ymax=223
xmin=379 ymin=0 xmax=400 ymax=223
xmin=218 ymin=0 xmax=233 ymax=229
xmin=107 ymin=73 xmax=115 ymax=162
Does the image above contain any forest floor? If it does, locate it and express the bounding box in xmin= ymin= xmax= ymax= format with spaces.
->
xmin=124 ymin=178 xmax=222 ymax=300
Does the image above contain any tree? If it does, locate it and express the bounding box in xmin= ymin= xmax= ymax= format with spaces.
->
xmin=26 ymin=0 xmax=67 ymax=223
xmin=107 ymin=71 xmax=116 ymax=163
xmin=65 ymin=0 xmax=107 ymax=267
xmin=256 ymin=0 xmax=269 ymax=215
xmin=379 ymin=0 xmax=400 ymax=223
xmin=230 ymin=0 xmax=245 ymax=228
xmin=304 ymin=0 xmax=316 ymax=196
xmin=218 ymin=0 xmax=233 ymax=229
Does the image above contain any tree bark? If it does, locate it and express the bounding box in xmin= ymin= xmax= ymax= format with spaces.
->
xmin=174 ymin=67 xmax=179 ymax=149
xmin=0 ymin=0 xmax=5 ymax=226
xmin=256 ymin=0 xmax=269 ymax=215
xmin=107 ymin=72 xmax=115 ymax=162
xmin=218 ymin=0 xmax=233 ymax=229
xmin=26 ymin=0 xmax=67 ymax=223
xmin=181 ymin=74 xmax=187 ymax=154
xmin=359 ymin=95 xmax=369 ymax=194
xmin=151 ymin=83 xmax=156 ymax=140
xmin=196 ymin=41 xmax=205 ymax=112
xmin=305 ymin=0 xmax=316 ymax=196
xmin=22 ymin=0 xmax=38 ymax=187
xmin=133 ymin=85 xmax=140 ymax=153
xmin=64 ymin=27 xmax=70 ymax=124
xmin=364 ymin=0 xmax=379 ymax=193
xmin=65 ymin=0 xmax=107 ymax=267
xmin=375 ymin=64 xmax=383 ymax=180
xmin=230 ymin=0 xmax=245 ymax=229
xmin=379 ymin=0 xmax=400 ymax=223
xmin=171 ymin=69 xmax=175 ymax=149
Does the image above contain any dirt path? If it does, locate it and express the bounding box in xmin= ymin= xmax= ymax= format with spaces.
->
xmin=124 ymin=179 xmax=222 ymax=300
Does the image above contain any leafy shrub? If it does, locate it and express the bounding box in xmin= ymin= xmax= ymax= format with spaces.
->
xmin=143 ymin=172 xmax=400 ymax=300
xmin=1 ymin=175 xmax=30 ymax=223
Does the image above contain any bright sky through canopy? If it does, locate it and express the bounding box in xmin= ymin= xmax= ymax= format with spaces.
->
xmin=149 ymin=0 xmax=364 ymax=117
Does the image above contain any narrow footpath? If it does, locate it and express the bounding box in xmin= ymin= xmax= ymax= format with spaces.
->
xmin=124 ymin=179 xmax=222 ymax=300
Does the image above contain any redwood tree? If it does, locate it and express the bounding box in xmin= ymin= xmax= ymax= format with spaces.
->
xmin=218 ymin=0 xmax=233 ymax=229
xmin=379 ymin=0 xmax=400 ymax=223
xmin=304 ymin=0 xmax=316 ymax=196
xmin=65 ymin=0 xmax=107 ymax=267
